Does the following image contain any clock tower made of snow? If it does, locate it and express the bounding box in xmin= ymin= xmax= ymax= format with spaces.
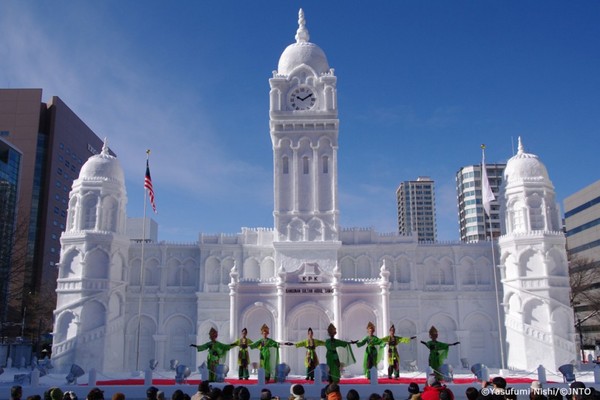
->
xmin=269 ymin=9 xmax=341 ymax=272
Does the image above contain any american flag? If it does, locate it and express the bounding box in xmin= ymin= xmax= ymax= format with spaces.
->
xmin=145 ymin=159 xmax=157 ymax=213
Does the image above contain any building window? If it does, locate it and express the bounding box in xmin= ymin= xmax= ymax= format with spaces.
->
xmin=83 ymin=197 xmax=97 ymax=230
xmin=322 ymin=156 xmax=329 ymax=174
xmin=282 ymin=156 xmax=289 ymax=174
xmin=303 ymin=156 xmax=309 ymax=174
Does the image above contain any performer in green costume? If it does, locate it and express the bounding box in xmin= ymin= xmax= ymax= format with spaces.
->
xmin=325 ymin=323 xmax=356 ymax=383
xmin=420 ymin=326 xmax=460 ymax=381
xmin=249 ymin=324 xmax=280 ymax=383
xmin=190 ymin=327 xmax=232 ymax=382
xmin=380 ymin=324 xmax=416 ymax=379
xmin=355 ymin=321 xmax=385 ymax=378
xmin=293 ymin=327 xmax=326 ymax=381
xmin=229 ymin=327 xmax=253 ymax=380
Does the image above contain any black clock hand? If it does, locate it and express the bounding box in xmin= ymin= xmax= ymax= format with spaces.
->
xmin=300 ymin=93 xmax=313 ymax=101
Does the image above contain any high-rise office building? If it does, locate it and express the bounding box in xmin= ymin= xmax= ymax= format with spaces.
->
xmin=396 ymin=177 xmax=436 ymax=242
xmin=456 ymin=163 xmax=505 ymax=242
xmin=0 ymin=137 xmax=22 ymax=329
xmin=0 ymin=89 xmax=107 ymax=336
xmin=564 ymin=179 xmax=600 ymax=349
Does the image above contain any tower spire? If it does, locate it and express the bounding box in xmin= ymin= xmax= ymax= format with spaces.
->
xmin=295 ymin=8 xmax=309 ymax=43
xmin=102 ymin=137 xmax=109 ymax=155
xmin=517 ymin=136 xmax=524 ymax=154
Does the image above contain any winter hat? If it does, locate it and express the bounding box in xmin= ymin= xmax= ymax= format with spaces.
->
xmin=408 ymin=382 xmax=420 ymax=394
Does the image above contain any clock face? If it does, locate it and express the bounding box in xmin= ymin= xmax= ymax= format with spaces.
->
xmin=288 ymin=86 xmax=316 ymax=111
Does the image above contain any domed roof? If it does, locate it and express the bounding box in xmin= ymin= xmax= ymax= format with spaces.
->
xmin=79 ymin=139 xmax=124 ymax=183
xmin=504 ymin=137 xmax=550 ymax=183
xmin=277 ymin=9 xmax=330 ymax=76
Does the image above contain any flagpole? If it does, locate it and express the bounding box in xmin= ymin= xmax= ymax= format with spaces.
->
xmin=135 ymin=149 xmax=151 ymax=371
xmin=482 ymin=144 xmax=507 ymax=371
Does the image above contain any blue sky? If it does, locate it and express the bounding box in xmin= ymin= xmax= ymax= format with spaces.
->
xmin=1 ymin=1 xmax=599 ymax=242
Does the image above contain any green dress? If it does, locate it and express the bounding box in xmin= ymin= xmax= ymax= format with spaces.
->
xmin=380 ymin=335 xmax=411 ymax=378
xmin=195 ymin=340 xmax=232 ymax=381
xmin=325 ymin=338 xmax=355 ymax=383
xmin=230 ymin=337 xmax=254 ymax=379
xmin=356 ymin=335 xmax=385 ymax=377
xmin=423 ymin=340 xmax=450 ymax=378
xmin=295 ymin=338 xmax=326 ymax=379
xmin=249 ymin=338 xmax=280 ymax=380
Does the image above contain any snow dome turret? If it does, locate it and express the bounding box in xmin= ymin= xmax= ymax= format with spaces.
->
xmin=500 ymin=137 xmax=560 ymax=234
xmin=65 ymin=139 xmax=127 ymax=234
xmin=277 ymin=9 xmax=330 ymax=76
xmin=79 ymin=140 xmax=125 ymax=183
xmin=503 ymin=137 xmax=550 ymax=186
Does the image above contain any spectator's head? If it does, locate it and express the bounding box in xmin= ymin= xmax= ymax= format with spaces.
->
xmin=326 ymin=383 xmax=340 ymax=395
xmin=199 ymin=381 xmax=211 ymax=395
xmin=346 ymin=389 xmax=360 ymax=400
xmin=238 ymin=388 xmax=250 ymax=400
xmin=233 ymin=387 xmax=243 ymax=400
xmin=222 ymin=385 xmax=234 ymax=400
xmin=570 ymin=382 xmax=586 ymax=390
xmin=260 ymin=389 xmax=273 ymax=400
xmin=290 ymin=384 xmax=305 ymax=400
xmin=64 ymin=391 xmax=78 ymax=400
xmin=146 ymin=387 xmax=159 ymax=400
xmin=11 ymin=386 xmax=23 ymax=400
xmin=171 ymin=389 xmax=184 ymax=400
xmin=567 ymin=382 xmax=586 ymax=400
xmin=50 ymin=388 xmax=63 ymax=400
xmin=382 ymin=389 xmax=394 ymax=400
xmin=210 ymin=387 xmax=223 ymax=400
xmin=439 ymin=389 xmax=452 ymax=400
xmin=408 ymin=383 xmax=420 ymax=396
xmin=45 ymin=387 xmax=57 ymax=400
xmin=368 ymin=394 xmax=381 ymax=400
xmin=157 ymin=391 xmax=165 ymax=400
xmin=492 ymin=377 xmax=507 ymax=389
xmin=465 ymin=387 xmax=479 ymax=400
xmin=87 ymin=388 xmax=104 ymax=400
xmin=111 ymin=394 xmax=125 ymax=400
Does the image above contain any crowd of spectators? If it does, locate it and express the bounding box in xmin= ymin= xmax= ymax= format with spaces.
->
xmin=7 ymin=376 xmax=600 ymax=400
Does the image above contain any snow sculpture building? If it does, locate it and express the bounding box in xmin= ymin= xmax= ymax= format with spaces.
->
xmin=52 ymin=10 xmax=575 ymax=375
xmin=499 ymin=138 xmax=575 ymax=371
